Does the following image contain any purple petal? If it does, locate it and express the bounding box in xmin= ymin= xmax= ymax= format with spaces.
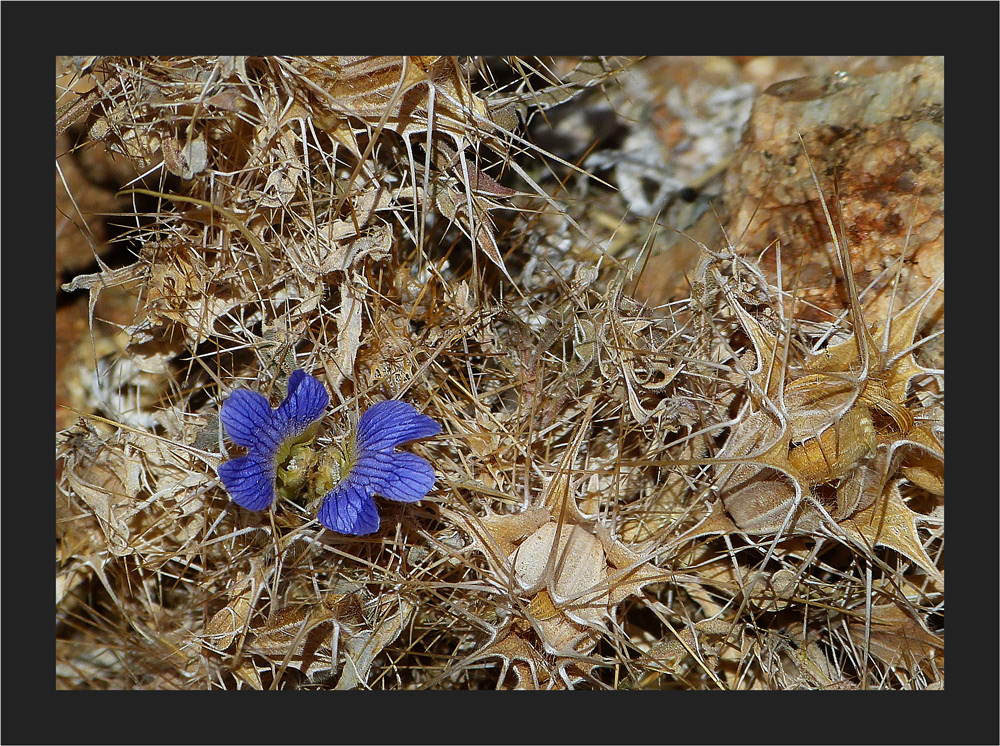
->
xmin=318 ymin=481 xmax=380 ymax=535
xmin=356 ymin=400 xmax=440 ymax=453
xmin=220 ymin=389 xmax=279 ymax=450
xmin=272 ymin=370 xmax=329 ymax=441
xmin=343 ymin=449 xmax=395 ymax=492
xmin=218 ymin=453 xmax=275 ymax=511
xmin=366 ymin=451 xmax=436 ymax=503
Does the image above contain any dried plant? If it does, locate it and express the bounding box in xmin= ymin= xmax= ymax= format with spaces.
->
xmin=57 ymin=55 xmax=942 ymax=691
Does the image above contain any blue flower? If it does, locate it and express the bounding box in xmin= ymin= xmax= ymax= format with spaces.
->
xmin=217 ymin=370 xmax=330 ymax=511
xmin=318 ymin=400 xmax=441 ymax=536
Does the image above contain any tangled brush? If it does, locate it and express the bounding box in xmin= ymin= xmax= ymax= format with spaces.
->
xmin=56 ymin=55 xmax=943 ymax=690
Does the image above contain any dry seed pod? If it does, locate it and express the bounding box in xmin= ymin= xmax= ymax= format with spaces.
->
xmin=786 ymin=402 xmax=876 ymax=484
xmin=438 ymin=405 xmax=662 ymax=685
xmin=709 ymin=143 xmax=942 ymax=537
xmin=513 ymin=521 xmax=608 ymax=628
xmin=721 ymin=468 xmax=802 ymax=536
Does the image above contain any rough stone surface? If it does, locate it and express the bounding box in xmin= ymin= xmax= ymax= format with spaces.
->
xmin=721 ymin=57 xmax=944 ymax=342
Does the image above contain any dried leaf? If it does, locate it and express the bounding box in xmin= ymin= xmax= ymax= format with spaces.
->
xmin=203 ymin=562 xmax=265 ymax=652
xmin=336 ymin=596 xmax=414 ymax=690
xmin=327 ymin=277 xmax=365 ymax=391
xmin=161 ymin=134 xmax=208 ymax=179
xmin=841 ymin=479 xmax=943 ymax=585
xmin=848 ymin=602 xmax=943 ymax=669
xmin=244 ymin=597 xmax=347 ymax=679
xmin=65 ymin=448 xmax=143 ymax=557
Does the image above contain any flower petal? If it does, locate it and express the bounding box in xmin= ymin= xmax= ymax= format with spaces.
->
xmin=318 ymin=481 xmax=380 ymax=535
xmin=366 ymin=451 xmax=436 ymax=503
xmin=272 ymin=370 xmax=330 ymax=441
xmin=343 ymin=449 xmax=394 ymax=493
xmin=356 ymin=400 xmax=440 ymax=453
xmin=218 ymin=453 xmax=275 ymax=511
xmin=220 ymin=389 xmax=278 ymax=450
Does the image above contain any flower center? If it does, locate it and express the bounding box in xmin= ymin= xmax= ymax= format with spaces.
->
xmin=309 ymin=439 xmax=356 ymax=498
xmin=274 ymin=423 xmax=321 ymax=499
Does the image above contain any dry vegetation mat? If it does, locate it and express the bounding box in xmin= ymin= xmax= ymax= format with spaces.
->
xmin=56 ymin=56 xmax=943 ymax=690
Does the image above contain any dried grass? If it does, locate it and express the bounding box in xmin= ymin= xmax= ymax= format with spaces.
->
xmin=56 ymin=56 xmax=943 ymax=690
